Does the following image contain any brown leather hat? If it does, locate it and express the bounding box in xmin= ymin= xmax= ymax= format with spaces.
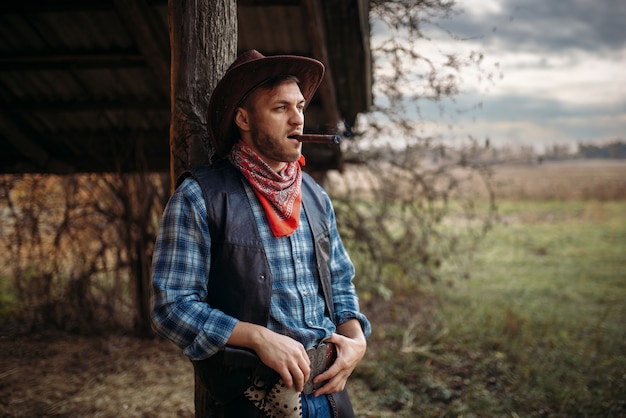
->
xmin=208 ymin=49 xmax=325 ymax=157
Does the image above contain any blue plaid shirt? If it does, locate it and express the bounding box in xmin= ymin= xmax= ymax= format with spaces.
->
xmin=151 ymin=176 xmax=371 ymax=360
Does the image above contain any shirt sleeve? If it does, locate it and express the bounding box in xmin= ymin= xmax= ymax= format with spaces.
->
xmin=322 ymin=189 xmax=372 ymax=338
xmin=151 ymin=178 xmax=238 ymax=360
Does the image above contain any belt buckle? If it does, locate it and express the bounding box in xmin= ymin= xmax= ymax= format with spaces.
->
xmin=302 ymin=343 xmax=334 ymax=395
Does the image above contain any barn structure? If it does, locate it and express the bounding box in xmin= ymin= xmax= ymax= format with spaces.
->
xmin=1 ymin=1 xmax=373 ymax=415
xmin=0 ymin=0 xmax=372 ymax=179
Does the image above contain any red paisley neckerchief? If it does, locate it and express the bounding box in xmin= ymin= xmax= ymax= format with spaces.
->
xmin=231 ymin=140 xmax=305 ymax=237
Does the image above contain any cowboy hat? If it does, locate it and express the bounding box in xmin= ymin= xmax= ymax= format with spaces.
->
xmin=208 ymin=49 xmax=325 ymax=157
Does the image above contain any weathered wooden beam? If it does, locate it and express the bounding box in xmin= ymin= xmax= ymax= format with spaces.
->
xmin=0 ymin=106 xmax=74 ymax=174
xmin=301 ymin=0 xmax=341 ymax=127
xmin=0 ymin=0 xmax=167 ymax=14
xmin=0 ymin=50 xmax=145 ymax=71
xmin=169 ymin=0 xmax=237 ymax=412
xmin=1 ymin=129 xmax=170 ymax=173
xmin=46 ymin=128 xmax=169 ymax=143
xmin=168 ymin=0 xmax=237 ymax=189
xmin=0 ymin=1 xmax=113 ymax=13
xmin=238 ymin=0 xmax=300 ymax=5
xmin=113 ymin=0 xmax=170 ymax=98
xmin=10 ymin=99 xmax=168 ymax=113
xmin=321 ymin=0 xmax=372 ymax=125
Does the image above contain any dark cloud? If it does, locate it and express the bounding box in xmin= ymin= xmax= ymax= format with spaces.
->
xmin=476 ymin=94 xmax=625 ymax=122
xmin=442 ymin=0 xmax=626 ymax=55
xmin=371 ymin=1 xmax=626 ymax=147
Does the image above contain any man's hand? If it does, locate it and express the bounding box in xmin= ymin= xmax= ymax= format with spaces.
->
xmin=227 ymin=322 xmax=311 ymax=392
xmin=254 ymin=331 xmax=311 ymax=392
xmin=312 ymin=319 xmax=367 ymax=396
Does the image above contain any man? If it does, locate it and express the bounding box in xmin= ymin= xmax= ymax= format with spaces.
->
xmin=151 ymin=50 xmax=371 ymax=418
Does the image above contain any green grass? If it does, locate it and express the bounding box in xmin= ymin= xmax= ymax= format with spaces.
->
xmin=352 ymin=200 xmax=626 ymax=417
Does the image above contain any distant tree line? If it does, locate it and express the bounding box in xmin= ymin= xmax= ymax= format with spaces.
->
xmin=532 ymin=140 xmax=626 ymax=164
xmin=577 ymin=140 xmax=626 ymax=159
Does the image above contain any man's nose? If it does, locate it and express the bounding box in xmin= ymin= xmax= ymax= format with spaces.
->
xmin=290 ymin=107 xmax=304 ymax=125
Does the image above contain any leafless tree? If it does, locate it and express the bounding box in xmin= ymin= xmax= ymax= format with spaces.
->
xmin=329 ymin=0 xmax=499 ymax=297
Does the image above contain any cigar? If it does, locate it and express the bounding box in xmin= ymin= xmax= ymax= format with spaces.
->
xmin=290 ymin=134 xmax=341 ymax=144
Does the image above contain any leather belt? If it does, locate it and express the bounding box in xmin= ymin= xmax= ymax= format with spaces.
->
xmin=303 ymin=342 xmax=336 ymax=394
xmin=206 ymin=341 xmax=336 ymax=395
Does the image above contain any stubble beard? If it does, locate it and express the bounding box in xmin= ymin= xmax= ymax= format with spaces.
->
xmin=251 ymin=128 xmax=301 ymax=164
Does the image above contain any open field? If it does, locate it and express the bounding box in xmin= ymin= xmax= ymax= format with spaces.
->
xmin=486 ymin=159 xmax=626 ymax=201
xmin=352 ymin=198 xmax=625 ymax=416
xmin=1 ymin=159 xmax=625 ymax=417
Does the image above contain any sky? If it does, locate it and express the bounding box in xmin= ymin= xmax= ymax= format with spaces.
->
xmin=370 ymin=0 xmax=626 ymax=152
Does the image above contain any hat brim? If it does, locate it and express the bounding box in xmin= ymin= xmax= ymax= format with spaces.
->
xmin=208 ymin=55 xmax=325 ymax=157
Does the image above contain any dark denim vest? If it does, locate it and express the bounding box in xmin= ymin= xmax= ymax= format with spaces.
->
xmin=177 ymin=159 xmax=335 ymax=326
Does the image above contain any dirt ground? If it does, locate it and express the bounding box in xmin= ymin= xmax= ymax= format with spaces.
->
xmin=0 ymin=332 xmax=195 ymax=417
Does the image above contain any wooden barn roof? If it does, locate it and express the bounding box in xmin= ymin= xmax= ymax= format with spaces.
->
xmin=0 ymin=0 xmax=371 ymax=174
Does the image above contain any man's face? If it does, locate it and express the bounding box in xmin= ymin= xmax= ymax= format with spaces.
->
xmin=238 ymin=80 xmax=305 ymax=172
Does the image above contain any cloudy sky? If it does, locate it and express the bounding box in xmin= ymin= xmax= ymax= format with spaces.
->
xmin=374 ymin=0 xmax=626 ymax=152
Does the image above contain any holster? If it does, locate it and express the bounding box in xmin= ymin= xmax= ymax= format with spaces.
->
xmin=330 ymin=388 xmax=356 ymax=418
xmin=193 ymin=346 xmax=278 ymax=406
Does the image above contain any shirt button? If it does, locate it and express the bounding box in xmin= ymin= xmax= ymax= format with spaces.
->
xmin=303 ymin=291 xmax=308 ymax=296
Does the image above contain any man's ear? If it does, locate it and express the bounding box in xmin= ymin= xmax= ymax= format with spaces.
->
xmin=234 ymin=107 xmax=251 ymax=132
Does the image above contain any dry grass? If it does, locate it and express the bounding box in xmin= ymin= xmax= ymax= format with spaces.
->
xmin=328 ymin=159 xmax=626 ymax=202
xmin=0 ymin=333 xmax=194 ymax=417
xmin=485 ymin=159 xmax=626 ymax=201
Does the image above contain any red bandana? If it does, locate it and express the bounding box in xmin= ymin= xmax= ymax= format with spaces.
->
xmin=231 ymin=141 xmax=305 ymax=237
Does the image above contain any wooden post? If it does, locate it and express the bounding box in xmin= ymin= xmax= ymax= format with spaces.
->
xmin=168 ymin=0 xmax=237 ymax=415
xmin=168 ymin=0 xmax=237 ymax=189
